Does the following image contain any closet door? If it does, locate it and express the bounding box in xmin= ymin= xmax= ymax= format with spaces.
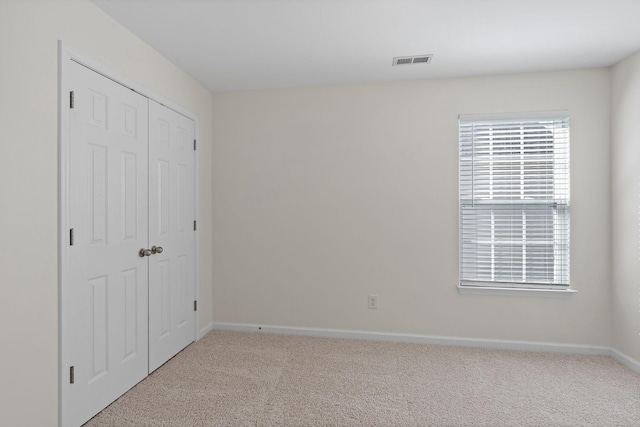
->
xmin=63 ymin=60 xmax=149 ymax=426
xmin=148 ymin=100 xmax=196 ymax=372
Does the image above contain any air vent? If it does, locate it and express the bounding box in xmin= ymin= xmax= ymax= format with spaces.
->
xmin=392 ymin=54 xmax=433 ymax=66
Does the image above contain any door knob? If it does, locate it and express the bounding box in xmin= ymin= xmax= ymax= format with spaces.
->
xmin=139 ymin=248 xmax=152 ymax=257
xmin=151 ymin=246 xmax=163 ymax=254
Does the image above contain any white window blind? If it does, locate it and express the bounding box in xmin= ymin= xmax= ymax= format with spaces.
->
xmin=459 ymin=111 xmax=570 ymax=288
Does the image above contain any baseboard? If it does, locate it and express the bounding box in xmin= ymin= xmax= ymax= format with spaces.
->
xmin=198 ymin=322 xmax=214 ymax=340
xmin=210 ymin=322 xmax=610 ymax=356
xmin=610 ymin=348 xmax=640 ymax=373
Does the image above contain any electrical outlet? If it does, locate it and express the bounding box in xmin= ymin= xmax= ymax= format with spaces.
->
xmin=368 ymin=294 xmax=378 ymax=310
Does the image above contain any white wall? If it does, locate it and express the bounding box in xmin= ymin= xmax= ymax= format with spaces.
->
xmin=0 ymin=1 xmax=213 ymax=425
xmin=0 ymin=0 xmax=624 ymax=423
xmin=611 ymin=50 xmax=640 ymax=362
xmin=212 ymin=69 xmax=611 ymax=346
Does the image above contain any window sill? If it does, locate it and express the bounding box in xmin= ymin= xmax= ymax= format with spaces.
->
xmin=457 ymin=284 xmax=577 ymax=298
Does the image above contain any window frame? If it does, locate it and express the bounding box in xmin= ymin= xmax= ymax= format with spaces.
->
xmin=458 ymin=111 xmax=571 ymax=292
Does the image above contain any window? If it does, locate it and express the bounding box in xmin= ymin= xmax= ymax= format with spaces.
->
xmin=459 ymin=111 xmax=569 ymax=289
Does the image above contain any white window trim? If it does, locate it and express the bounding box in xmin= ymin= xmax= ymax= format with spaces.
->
xmin=457 ymin=284 xmax=577 ymax=297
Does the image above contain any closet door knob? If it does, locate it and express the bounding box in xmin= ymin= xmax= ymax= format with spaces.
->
xmin=151 ymin=246 xmax=163 ymax=254
xmin=139 ymin=248 xmax=152 ymax=257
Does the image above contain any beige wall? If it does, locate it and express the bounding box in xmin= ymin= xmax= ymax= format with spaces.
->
xmin=0 ymin=0 xmax=213 ymax=425
xmin=212 ymin=69 xmax=611 ymax=346
xmin=611 ymin=50 xmax=640 ymax=362
xmin=0 ymin=0 xmax=630 ymax=424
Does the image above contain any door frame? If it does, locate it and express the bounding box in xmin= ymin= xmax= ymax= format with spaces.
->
xmin=58 ymin=41 xmax=201 ymax=426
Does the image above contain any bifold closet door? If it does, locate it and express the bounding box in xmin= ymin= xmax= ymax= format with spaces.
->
xmin=148 ymin=99 xmax=196 ymax=373
xmin=63 ymin=60 xmax=149 ymax=427
xmin=63 ymin=61 xmax=197 ymax=427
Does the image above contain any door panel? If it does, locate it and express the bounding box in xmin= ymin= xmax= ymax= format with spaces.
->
xmin=148 ymin=100 xmax=196 ymax=373
xmin=62 ymin=61 xmax=149 ymax=427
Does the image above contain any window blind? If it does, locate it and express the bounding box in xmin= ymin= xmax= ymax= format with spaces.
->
xmin=459 ymin=111 xmax=570 ymax=287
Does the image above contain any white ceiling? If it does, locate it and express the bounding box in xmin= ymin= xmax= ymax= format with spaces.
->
xmin=91 ymin=0 xmax=640 ymax=93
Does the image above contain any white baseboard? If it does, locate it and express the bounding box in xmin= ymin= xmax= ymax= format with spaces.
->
xmin=198 ymin=322 xmax=214 ymax=340
xmin=210 ymin=322 xmax=611 ymax=356
xmin=610 ymin=348 xmax=640 ymax=374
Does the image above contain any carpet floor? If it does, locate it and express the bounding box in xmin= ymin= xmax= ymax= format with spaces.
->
xmin=85 ymin=330 xmax=640 ymax=426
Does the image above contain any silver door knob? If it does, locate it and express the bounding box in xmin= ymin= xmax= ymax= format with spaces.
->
xmin=151 ymin=246 xmax=163 ymax=254
xmin=139 ymin=248 xmax=152 ymax=257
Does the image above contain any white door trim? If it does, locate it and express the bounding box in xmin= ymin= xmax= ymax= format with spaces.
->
xmin=58 ymin=41 xmax=201 ymax=427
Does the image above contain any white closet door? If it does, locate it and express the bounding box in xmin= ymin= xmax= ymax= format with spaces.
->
xmin=148 ymin=99 xmax=196 ymax=372
xmin=62 ymin=61 xmax=149 ymax=426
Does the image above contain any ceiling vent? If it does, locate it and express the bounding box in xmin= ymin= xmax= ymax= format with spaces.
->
xmin=392 ymin=54 xmax=433 ymax=66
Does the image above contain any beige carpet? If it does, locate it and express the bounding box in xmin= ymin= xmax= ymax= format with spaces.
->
xmin=85 ymin=330 xmax=640 ymax=426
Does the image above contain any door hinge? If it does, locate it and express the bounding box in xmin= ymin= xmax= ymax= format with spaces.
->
xmin=70 ymin=366 xmax=75 ymax=384
xmin=69 ymin=228 xmax=74 ymax=246
xmin=193 ymin=139 xmax=196 ymax=151
xmin=193 ymin=220 xmax=197 ymax=231
xmin=70 ymin=91 xmax=75 ymax=109
xmin=194 ymin=300 xmax=197 ymax=311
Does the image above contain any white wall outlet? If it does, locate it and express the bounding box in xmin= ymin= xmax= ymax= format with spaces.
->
xmin=368 ymin=294 xmax=378 ymax=309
